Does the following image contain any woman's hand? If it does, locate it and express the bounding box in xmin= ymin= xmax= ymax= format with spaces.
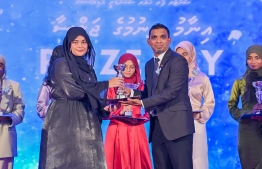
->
xmin=251 ymin=103 xmax=262 ymax=121
xmin=193 ymin=112 xmax=205 ymax=124
xmin=108 ymin=77 xmax=124 ymax=88
xmin=193 ymin=112 xmax=200 ymax=119
xmin=252 ymin=103 xmax=262 ymax=114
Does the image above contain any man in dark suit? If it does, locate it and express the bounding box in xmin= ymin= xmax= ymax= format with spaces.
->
xmin=123 ymin=23 xmax=195 ymax=169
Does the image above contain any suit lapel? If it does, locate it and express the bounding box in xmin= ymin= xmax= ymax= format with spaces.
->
xmin=154 ymin=48 xmax=172 ymax=92
xmin=148 ymin=58 xmax=154 ymax=96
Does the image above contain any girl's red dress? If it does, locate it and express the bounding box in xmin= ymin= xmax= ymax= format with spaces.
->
xmin=104 ymin=86 xmax=152 ymax=169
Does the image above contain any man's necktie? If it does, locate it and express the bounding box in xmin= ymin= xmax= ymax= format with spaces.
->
xmin=152 ymin=57 xmax=160 ymax=95
xmin=151 ymin=57 xmax=160 ymax=116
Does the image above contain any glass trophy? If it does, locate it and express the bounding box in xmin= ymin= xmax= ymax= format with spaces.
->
xmin=114 ymin=64 xmax=126 ymax=99
xmin=113 ymin=64 xmax=132 ymax=117
xmin=253 ymin=81 xmax=262 ymax=114
xmin=241 ymin=81 xmax=262 ymax=119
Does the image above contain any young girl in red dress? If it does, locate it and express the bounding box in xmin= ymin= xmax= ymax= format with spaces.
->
xmin=104 ymin=53 xmax=152 ymax=169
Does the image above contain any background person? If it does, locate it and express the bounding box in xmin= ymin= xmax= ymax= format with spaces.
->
xmin=175 ymin=41 xmax=215 ymax=169
xmin=0 ymin=55 xmax=25 ymax=169
xmin=228 ymin=44 xmax=262 ymax=169
xmin=36 ymin=45 xmax=63 ymax=120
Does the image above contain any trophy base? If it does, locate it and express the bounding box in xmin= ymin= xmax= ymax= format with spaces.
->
xmin=0 ymin=114 xmax=12 ymax=121
xmin=108 ymin=115 xmax=148 ymax=120
xmin=240 ymin=114 xmax=262 ymax=120
xmin=107 ymin=96 xmax=141 ymax=103
xmin=124 ymin=111 xmax=132 ymax=117
xmin=116 ymin=94 xmax=126 ymax=99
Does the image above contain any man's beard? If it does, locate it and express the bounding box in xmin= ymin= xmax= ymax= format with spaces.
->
xmin=155 ymin=49 xmax=164 ymax=54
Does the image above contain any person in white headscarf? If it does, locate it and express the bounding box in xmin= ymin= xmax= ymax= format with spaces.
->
xmin=0 ymin=54 xmax=25 ymax=169
xmin=175 ymin=41 xmax=215 ymax=169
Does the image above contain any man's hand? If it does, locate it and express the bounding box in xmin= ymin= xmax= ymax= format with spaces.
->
xmin=122 ymin=85 xmax=131 ymax=97
xmin=120 ymin=98 xmax=142 ymax=106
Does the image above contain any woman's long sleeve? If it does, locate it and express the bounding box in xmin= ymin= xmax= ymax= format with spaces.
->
xmin=9 ymin=82 xmax=25 ymax=127
xmin=52 ymin=59 xmax=108 ymax=100
xmin=200 ymin=75 xmax=215 ymax=122
xmin=228 ymin=80 xmax=251 ymax=122
xmin=36 ymin=83 xmax=51 ymax=120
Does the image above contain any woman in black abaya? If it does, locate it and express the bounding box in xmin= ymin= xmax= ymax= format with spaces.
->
xmin=38 ymin=27 xmax=123 ymax=169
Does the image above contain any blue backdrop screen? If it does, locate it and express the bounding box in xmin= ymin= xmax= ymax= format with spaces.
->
xmin=1 ymin=0 xmax=262 ymax=168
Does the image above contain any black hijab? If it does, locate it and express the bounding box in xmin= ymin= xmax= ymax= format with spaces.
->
xmin=62 ymin=26 xmax=95 ymax=74
xmin=62 ymin=27 xmax=108 ymax=118
xmin=244 ymin=44 xmax=262 ymax=103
